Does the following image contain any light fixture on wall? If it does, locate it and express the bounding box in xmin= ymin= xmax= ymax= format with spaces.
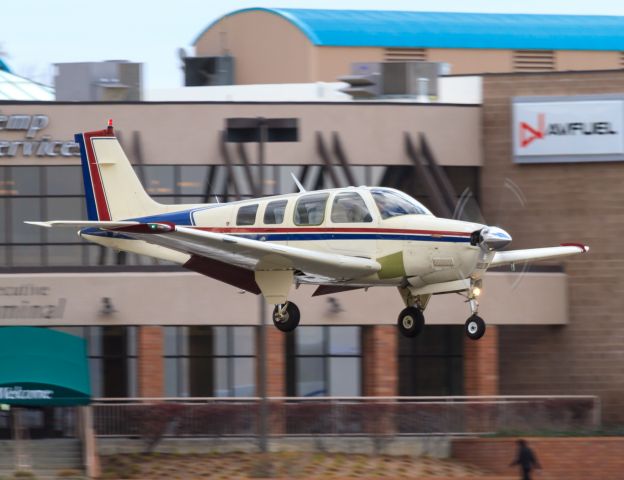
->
xmin=100 ymin=297 xmax=116 ymax=316
xmin=326 ymin=297 xmax=344 ymax=315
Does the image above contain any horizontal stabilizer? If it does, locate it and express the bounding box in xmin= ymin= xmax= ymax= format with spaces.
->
xmin=25 ymin=220 xmax=140 ymax=229
xmin=490 ymin=244 xmax=589 ymax=267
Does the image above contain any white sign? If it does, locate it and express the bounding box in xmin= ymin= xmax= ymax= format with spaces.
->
xmin=0 ymin=386 xmax=53 ymax=400
xmin=513 ymin=97 xmax=624 ymax=163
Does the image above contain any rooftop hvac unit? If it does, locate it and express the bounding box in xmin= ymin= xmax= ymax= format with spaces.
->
xmin=339 ymin=61 xmax=449 ymax=100
xmin=184 ymin=56 xmax=234 ymax=86
xmin=338 ymin=63 xmax=382 ymax=99
xmin=54 ymin=61 xmax=142 ymax=101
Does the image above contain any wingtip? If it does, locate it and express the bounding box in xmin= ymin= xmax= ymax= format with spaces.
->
xmin=560 ymin=243 xmax=589 ymax=253
xmin=25 ymin=221 xmax=52 ymax=228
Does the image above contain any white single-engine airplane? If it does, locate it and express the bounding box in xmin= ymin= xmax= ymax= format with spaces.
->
xmin=28 ymin=121 xmax=589 ymax=340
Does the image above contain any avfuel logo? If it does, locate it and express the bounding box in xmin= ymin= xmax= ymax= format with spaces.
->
xmin=519 ymin=112 xmax=618 ymax=148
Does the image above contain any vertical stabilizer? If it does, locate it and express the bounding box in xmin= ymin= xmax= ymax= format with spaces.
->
xmin=75 ymin=120 xmax=167 ymax=221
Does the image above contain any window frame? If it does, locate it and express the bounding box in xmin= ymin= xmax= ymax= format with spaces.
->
xmin=286 ymin=326 xmax=362 ymax=397
xmin=293 ymin=193 xmax=329 ymax=227
xmin=236 ymin=204 xmax=259 ymax=226
xmin=330 ymin=191 xmax=373 ymax=224
xmin=164 ymin=326 xmax=256 ymax=398
xmin=263 ymin=199 xmax=288 ymax=225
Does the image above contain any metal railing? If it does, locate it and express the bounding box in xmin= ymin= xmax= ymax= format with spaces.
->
xmin=91 ymin=395 xmax=600 ymax=437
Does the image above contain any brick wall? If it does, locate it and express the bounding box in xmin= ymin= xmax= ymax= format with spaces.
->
xmin=482 ymin=70 xmax=624 ymax=423
xmin=362 ymin=325 xmax=398 ymax=396
xmin=138 ymin=326 xmax=164 ymax=397
xmin=264 ymin=326 xmax=286 ymax=397
xmin=464 ymin=325 xmax=499 ymax=396
xmin=453 ymin=437 xmax=624 ymax=480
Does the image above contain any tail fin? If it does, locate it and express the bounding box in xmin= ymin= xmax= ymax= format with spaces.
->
xmin=75 ymin=120 xmax=166 ymax=221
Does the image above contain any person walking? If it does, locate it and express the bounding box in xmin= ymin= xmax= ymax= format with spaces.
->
xmin=510 ymin=439 xmax=541 ymax=480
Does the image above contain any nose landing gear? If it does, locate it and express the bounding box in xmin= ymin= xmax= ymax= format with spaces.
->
xmin=464 ymin=282 xmax=486 ymax=340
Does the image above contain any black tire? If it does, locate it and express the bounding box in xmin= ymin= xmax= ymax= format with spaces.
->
xmin=272 ymin=302 xmax=301 ymax=332
xmin=465 ymin=314 xmax=486 ymax=340
xmin=397 ymin=306 xmax=425 ymax=337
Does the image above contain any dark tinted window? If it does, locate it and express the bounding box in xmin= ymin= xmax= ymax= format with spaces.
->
xmin=263 ymin=200 xmax=288 ymax=224
xmin=236 ymin=204 xmax=258 ymax=226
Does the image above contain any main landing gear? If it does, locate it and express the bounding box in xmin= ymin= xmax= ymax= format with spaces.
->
xmin=397 ymin=281 xmax=487 ymax=340
xmin=397 ymin=306 xmax=425 ymax=337
xmin=272 ymin=302 xmax=300 ymax=332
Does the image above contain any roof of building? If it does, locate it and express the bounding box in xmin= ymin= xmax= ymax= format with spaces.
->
xmin=198 ymin=8 xmax=624 ymax=51
xmin=0 ymin=69 xmax=54 ymax=101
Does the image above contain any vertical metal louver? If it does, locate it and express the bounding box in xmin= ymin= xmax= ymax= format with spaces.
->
xmin=513 ymin=50 xmax=555 ymax=72
xmin=385 ymin=48 xmax=427 ymax=62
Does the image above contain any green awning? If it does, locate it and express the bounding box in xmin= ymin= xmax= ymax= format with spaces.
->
xmin=0 ymin=327 xmax=91 ymax=406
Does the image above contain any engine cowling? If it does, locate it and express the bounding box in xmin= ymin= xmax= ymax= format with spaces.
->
xmin=471 ymin=226 xmax=512 ymax=251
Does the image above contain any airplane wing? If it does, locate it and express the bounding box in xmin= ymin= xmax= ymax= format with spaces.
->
xmin=26 ymin=220 xmax=140 ymax=229
xmin=141 ymin=226 xmax=381 ymax=280
xmin=28 ymin=220 xmax=381 ymax=280
xmin=489 ymin=243 xmax=589 ymax=268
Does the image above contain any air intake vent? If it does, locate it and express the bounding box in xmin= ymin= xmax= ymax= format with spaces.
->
xmin=385 ymin=48 xmax=427 ymax=62
xmin=513 ymin=50 xmax=555 ymax=72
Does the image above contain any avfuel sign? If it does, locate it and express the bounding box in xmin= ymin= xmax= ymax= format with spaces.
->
xmin=512 ymin=95 xmax=624 ymax=163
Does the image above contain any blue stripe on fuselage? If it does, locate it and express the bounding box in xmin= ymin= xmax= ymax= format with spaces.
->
xmin=232 ymin=233 xmax=471 ymax=243
xmin=75 ymin=133 xmax=98 ymax=221
xmin=80 ymin=228 xmax=470 ymax=244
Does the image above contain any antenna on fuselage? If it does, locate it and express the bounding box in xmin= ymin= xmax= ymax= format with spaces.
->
xmin=214 ymin=195 xmax=221 ymax=204
xmin=290 ymin=172 xmax=306 ymax=193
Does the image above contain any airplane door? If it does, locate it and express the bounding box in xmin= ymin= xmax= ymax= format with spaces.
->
xmin=326 ymin=191 xmax=378 ymax=257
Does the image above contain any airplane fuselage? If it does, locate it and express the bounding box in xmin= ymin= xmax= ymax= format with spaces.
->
xmin=81 ymin=186 xmax=488 ymax=290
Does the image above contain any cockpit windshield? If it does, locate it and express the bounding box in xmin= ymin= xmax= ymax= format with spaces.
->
xmin=371 ymin=188 xmax=432 ymax=219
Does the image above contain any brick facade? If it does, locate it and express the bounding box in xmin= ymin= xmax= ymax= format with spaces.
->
xmin=138 ymin=326 xmax=164 ymax=397
xmin=362 ymin=325 xmax=398 ymax=396
xmin=482 ymin=70 xmax=624 ymax=423
xmin=263 ymin=326 xmax=286 ymax=397
xmin=464 ymin=326 xmax=499 ymax=396
xmin=453 ymin=437 xmax=624 ymax=480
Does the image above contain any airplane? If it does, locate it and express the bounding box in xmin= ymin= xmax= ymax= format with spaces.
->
xmin=27 ymin=121 xmax=589 ymax=340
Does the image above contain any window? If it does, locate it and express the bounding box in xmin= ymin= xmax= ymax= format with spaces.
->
xmin=164 ymin=326 xmax=255 ymax=397
xmin=263 ymin=199 xmax=288 ymax=224
xmin=294 ymin=193 xmax=329 ymax=226
xmin=286 ymin=326 xmax=361 ymax=397
xmin=236 ymin=204 xmax=258 ymax=226
xmin=331 ymin=192 xmax=372 ymax=223
xmin=398 ymin=326 xmax=463 ymax=396
xmin=371 ymin=188 xmax=431 ymax=219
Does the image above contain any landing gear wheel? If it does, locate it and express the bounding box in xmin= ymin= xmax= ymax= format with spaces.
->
xmin=397 ymin=306 xmax=425 ymax=337
xmin=465 ymin=314 xmax=486 ymax=340
xmin=272 ymin=302 xmax=300 ymax=332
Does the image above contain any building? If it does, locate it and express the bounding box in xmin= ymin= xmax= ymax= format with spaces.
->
xmin=194 ymin=8 xmax=624 ymax=85
xmin=1 ymin=11 xmax=623 ymax=447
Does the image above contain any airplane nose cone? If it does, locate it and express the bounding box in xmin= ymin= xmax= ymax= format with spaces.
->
xmin=480 ymin=226 xmax=512 ymax=251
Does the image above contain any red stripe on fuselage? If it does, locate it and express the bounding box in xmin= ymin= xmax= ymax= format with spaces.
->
xmin=83 ymin=129 xmax=113 ymax=221
xmin=192 ymin=226 xmax=472 ymax=236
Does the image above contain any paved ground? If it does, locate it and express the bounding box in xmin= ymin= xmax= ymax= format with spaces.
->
xmin=100 ymin=452 xmax=513 ymax=479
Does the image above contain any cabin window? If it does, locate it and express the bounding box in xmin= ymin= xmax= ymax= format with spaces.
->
xmin=331 ymin=192 xmax=373 ymax=223
xmin=371 ymin=188 xmax=431 ymax=219
xmin=236 ymin=204 xmax=258 ymax=226
xmin=294 ymin=193 xmax=329 ymax=226
xmin=263 ymin=199 xmax=288 ymax=225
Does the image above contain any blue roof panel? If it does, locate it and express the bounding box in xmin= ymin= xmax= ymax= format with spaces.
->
xmin=198 ymin=8 xmax=624 ymax=51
